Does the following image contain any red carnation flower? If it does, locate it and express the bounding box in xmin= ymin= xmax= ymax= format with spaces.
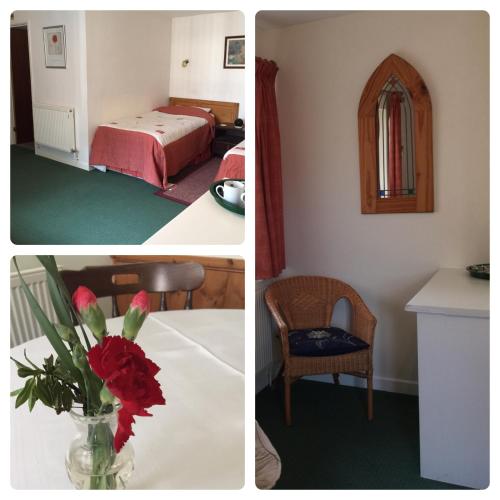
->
xmin=72 ymin=286 xmax=106 ymax=342
xmin=122 ymin=290 xmax=150 ymax=341
xmin=87 ymin=336 xmax=165 ymax=452
xmin=130 ymin=290 xmax=149 ymax=313
xmin=72 ymin=286 xmax=97 ymax=312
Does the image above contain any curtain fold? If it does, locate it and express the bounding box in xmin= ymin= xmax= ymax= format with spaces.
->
xmin=387 ymin=91 xmax=402 ymax=195
xmin=255 ymin=57 xmax=285 ymax=280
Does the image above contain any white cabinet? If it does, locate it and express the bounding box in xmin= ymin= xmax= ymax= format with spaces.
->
xmin=405 ymin=269 xmax=489 ymax=489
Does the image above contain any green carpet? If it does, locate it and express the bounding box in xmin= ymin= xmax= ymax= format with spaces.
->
xmin=11 ymin=146 xmax=186 ymax=244
xmin=256 ymin=380 xmax=467 ymax=489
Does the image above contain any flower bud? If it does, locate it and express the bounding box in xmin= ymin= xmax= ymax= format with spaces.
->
xmin=72 ymin=344 xmax=88 ymax=370
xmin=55 ymin=324 xmax=78 ymax=344
xmin=72 ymin=286 xmax=107 ymax=342
xmin=122 ymin=290 xmax=150 ymax=341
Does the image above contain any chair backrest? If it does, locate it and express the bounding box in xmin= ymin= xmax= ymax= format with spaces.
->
xmin=265 ymin=275 xmax=370 ymax=331
xmin=61 ymin=262 xmax=205 ymax=317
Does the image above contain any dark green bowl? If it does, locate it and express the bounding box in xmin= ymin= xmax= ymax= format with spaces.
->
xmin=466 ymin=263 xmax=489 ymax=280
xmin=209 ymin=179 xmax=245 ymax=216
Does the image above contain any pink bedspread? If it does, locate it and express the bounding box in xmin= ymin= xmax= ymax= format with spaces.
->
xmin=215 ymin=143 xmax=245 ymax=181
xmin=90 ymin=106 xmax=215 ymax=190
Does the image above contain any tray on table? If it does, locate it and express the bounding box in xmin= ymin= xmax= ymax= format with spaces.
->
xmin=209 ymin=179 xmax=245 ymax=216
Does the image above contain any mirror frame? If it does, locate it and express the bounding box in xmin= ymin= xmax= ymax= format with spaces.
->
xmin=358 ymin=54 xmax=434 ymax=213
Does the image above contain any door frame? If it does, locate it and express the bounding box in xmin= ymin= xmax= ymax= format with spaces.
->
xmin=11 ymin=21 xmax=35 ymax=145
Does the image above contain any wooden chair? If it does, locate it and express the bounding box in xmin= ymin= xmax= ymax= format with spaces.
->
xmin=61 ymin=262 xmax=205 ymax=317
xmin=265 ymin=276 xmax=377 ymax=425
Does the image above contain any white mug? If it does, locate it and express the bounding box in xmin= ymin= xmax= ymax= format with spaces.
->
xmin=216 ymin=180 xmax=244 ymax=206
xmin=240 ymin=192 xmax=245 ymax=207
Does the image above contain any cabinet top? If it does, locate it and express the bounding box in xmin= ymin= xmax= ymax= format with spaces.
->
xmin=405 ymin=268 xmax=489 ymax=318
xmin=216 ymin=123 xmax=244 ymax=131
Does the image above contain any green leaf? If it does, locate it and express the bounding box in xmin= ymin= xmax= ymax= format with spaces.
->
xmin=43 ymin=354 xmax=54 ymax=372
xmin=28 ymin=382 xmax=37 ymax=412
xmin=46 ymin=272 xmax=75 ymax=330
xmin=53 ymin=384 xmax=64 ymax=414
xmin=10 ymin=356 xmax=30 ymax=371
xmin=37 ymin=256 xmax=61 ymax=280
xmin=35 ymin=379 xmax=53 ymax=407
xmin=37 ymin=256 xmax=92 ymax=351
xmin=15 ymin=378 xmax=34 ymax=408
xmin=10 ymin=388 xmax=23 ymax=397
xmin=23 ymin=349 xmax=41 ymax=370
xmin=17 ymin=367 xmax=38 ymax=378
xmin=13 ymin=258 xmax=83 ymax=386
xmin=61 ymin=386 xmax=73 ymax=412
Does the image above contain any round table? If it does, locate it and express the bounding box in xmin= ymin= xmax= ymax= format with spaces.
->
xmin=10 ymin=309 xmax=244 ymax=489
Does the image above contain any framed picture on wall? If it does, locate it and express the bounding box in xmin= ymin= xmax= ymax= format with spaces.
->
xmin=224 ymin=36 xmax=245 ymax=69
xmin=43 ymin=25 xmax=66 ymax=68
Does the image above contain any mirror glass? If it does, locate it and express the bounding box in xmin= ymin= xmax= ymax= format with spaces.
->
xmin=376 ymin=76 xmax=415 ymax=198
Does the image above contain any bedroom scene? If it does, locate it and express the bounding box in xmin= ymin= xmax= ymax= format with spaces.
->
xmin=10 ymin=10 xmax=245 ymax=245
xmin=10 ymin=254 xmax=244 ymax=489
xmin=254 ymin=11 xmax=489 ymax=489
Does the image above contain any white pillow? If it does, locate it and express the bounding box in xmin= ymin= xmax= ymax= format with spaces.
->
xmin=176 ymin=104 xmax=212 ymax=113
xmin=193 ymin=106 xmax=212 ymax=113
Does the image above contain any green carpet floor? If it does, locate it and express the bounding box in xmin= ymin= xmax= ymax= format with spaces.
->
xmin=11 ymin=146 xmax=186 ymax=244
xmin=256 ymin=380 xmax=467 ymax=489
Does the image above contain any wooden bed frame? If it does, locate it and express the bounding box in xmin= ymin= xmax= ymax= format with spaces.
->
xmin=169 ymin=97 xmax=239 ymax=125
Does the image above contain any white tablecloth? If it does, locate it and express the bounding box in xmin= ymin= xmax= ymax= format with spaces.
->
xmin=10 ymin=309 xmax=244 ymax=489
xmin=144 ymin=191 xmax=244 ymax=244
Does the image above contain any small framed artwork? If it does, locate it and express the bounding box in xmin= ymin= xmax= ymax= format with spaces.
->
xmin=43 ymin=25 xmax=66 ymax=68
xmin=224 ymin=36 xmax=245 ymax=69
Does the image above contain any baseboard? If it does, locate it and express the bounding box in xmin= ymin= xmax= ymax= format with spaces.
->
xmin=304 ymin=373 xmax=418 ymax=396
xmin=35 ymin=146 xmax=89 ymax=171
xmin=256 ymin=361 xmax=418 ymax=396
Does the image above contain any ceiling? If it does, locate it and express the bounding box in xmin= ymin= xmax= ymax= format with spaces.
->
xmin=256 ymin=10 xmax=356 ymax=30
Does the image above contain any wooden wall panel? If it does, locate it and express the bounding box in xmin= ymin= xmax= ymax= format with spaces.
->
xmin=169 ymin=97 xmax=239 ymax=125
xmin=111 ymin=255 xmax=244 ymax=314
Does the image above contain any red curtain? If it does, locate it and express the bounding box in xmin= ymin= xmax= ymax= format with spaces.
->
xmin=255 ymin=57 xmax=285 ymax=279
xmin=387 ymin=91 xmax=402 ymax=195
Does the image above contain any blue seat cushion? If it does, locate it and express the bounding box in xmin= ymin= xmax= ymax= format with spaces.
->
xmin=288 ymin=326 xmax=369 ymax=357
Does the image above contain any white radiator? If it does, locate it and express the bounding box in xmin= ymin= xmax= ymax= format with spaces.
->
xmin=33 ymin=104 xmax=76 ymax=153
xmin=10 ymin=266 xmax=62 ymax=348
xmin=255 ymin=280 xmax=282 ymax=393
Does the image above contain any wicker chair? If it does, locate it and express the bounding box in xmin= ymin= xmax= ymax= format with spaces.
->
xmin=265 ymin=276 xmax=377 ymax=425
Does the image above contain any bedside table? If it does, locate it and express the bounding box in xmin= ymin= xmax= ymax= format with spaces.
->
xmin=213 ymin=123 xmax=245 ymax=158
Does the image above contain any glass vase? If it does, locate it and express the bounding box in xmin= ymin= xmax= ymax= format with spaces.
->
xmin=65 ymin=407 xmax=134 ymax=489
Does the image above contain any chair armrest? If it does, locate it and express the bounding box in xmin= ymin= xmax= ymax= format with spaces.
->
xmin=264 ymin=293 xmax=290 ymax=358
xmin=352 ymin=303 xmax=377 ymax=347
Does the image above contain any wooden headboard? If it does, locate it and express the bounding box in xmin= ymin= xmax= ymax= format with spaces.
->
xmin=169 ymin=97 xmax=239 ymax=124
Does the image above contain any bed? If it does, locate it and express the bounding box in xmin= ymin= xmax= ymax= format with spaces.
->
xmin=215 ymin=140 xmax=245 ymax=180
xmin=90 ymin=97 xmax=239 ymax=190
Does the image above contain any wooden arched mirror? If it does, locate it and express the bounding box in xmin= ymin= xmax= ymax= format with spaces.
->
xmin=358 ymin=54 xmax=433 ymax=213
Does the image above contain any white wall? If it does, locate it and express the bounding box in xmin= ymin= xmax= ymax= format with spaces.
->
xmin=255 ymin=26 xmax=281 ymax=62
xmin=12 ymin=255 xmax=112 ymax=272
xmin=170 ymin=11 xmax=245 ymax=118
xmin=259 ymin=11 xmax=489 ymax=394
xmin=12 ymin=255 xmax=113 ymax=317
xmin=85 ymin=11 xmax=173 ymax=144
xmin=11 ymin=11 xmax=90 ymax=169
